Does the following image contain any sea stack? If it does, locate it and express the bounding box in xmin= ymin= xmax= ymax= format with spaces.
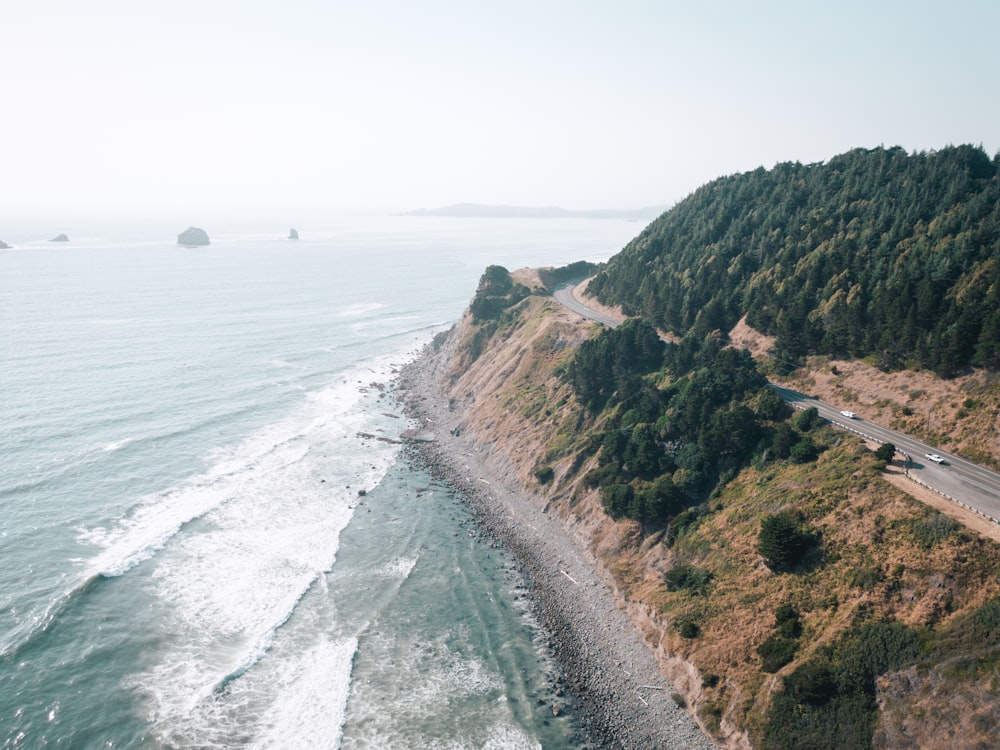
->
xmin=49 ymin=233 xmax=69 ymax=242
xmin=0 ymin=240 xmax=10 ymax=249
xmin=288 ymin=228 xmax=299 ymax=240
xmin=177 ymin=227 xmax=210 ymax=246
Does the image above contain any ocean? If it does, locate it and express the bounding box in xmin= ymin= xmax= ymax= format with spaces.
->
xmin=0 ymin=214 xmax=643 ymax=749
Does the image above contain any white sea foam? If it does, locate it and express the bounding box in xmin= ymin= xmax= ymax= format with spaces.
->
xmin=342 ymin=631 xmax=508 ymax=748
xmin=120 ymin=355 xmax=406 ymax=747
xmin=269 ymin=357 xmax=305 ymax=370
xmin=101 ymin=436 xmax=137 ymax=452
xmin=378 ymin=557 xmax=418 ymax=579
xmin=78 ymin=356 xmax=398 ymax=579
xmin=336 ymin=302 xmax=385 ymax=318
xmin=478 ymin=724 xmax=543 ymax=750
xmin=247 ymin=637 xmax=358 ymax=750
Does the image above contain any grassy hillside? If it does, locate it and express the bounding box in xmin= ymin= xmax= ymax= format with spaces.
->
xmin=445 ymin=266 xmax=1000 ymax=749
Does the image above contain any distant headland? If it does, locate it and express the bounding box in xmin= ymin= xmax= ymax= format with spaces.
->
xmin=403 ymin=202 xmax=666 ymax=220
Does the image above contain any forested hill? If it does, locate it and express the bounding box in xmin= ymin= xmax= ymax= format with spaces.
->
xmin=589 ymin=145 xmax=1000 ymax=376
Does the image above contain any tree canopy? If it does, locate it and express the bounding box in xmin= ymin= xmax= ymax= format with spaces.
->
xmin=589 ymin=145 xmax=1000 ymax=376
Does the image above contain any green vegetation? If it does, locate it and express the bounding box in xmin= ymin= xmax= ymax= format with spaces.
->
xmin=757 ymin=512 xmax=819 ymax=571
xmin=910 ymin=509 xmax=960 ymax=549
xmin=567 ymin=317 xmax=664 ymax=409
xmin=874 ymin=442 xmax=896 ymax=464
xmin=757 ymin=603 xmax=805 ymax=673
xmin=537 ymin=260 xmax=600 ymax=291
xmin=589 ymin=145 xmax=1000 ymax=376
xmin=469 ymin=265 xmax=531 ymax=323
xmin=570 ymin=323 xmax=832 ymax=532
xmin=763 ymin=621 xmax=921 ymax=750
xmin=678 ymin=618 xmax=701 ymax=639
xmin=663 ymin=564 xmax=713 ymax=595
xmin=449 ymin=166 xmax=1000 ymax=749
xmin=757 ymin=636 xmax=798 ymax=673
xmin=533 ymin=465 xmax=555 ymax=484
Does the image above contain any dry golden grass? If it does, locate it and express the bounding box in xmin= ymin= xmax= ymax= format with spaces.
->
xmin=442 ymin=297 xmax=1000 ymax=749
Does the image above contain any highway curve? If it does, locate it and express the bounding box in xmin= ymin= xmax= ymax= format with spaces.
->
xmin=554 ymin=281 xmax=1000 ymax=525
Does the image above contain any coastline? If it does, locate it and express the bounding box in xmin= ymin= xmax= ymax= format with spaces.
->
xmin=396 ymin=327 xmax=716 ymax=750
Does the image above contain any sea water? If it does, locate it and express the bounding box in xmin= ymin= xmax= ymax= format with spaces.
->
xmin=0 ymin=214 xmax=643 ymax=749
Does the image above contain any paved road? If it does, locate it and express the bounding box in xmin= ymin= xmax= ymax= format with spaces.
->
xmin=771 ymin=386 xmax=1000 ymax=522
xmin=554 ymin=281 xmax=1000 ymax=524
xmin=553 ymin=282 xmax=623 ymax=328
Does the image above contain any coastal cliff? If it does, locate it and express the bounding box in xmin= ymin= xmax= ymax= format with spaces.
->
xmin=400 ymin=270 xmax=734 ymax=748
xmin=400 ymin=281 xmax=717 ymax=749
xmin=400 ymin=266 xmax=1000 ymax=749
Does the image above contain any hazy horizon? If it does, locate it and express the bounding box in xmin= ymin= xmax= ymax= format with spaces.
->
xmin=4 ymin=0 xmax=998 ymax=218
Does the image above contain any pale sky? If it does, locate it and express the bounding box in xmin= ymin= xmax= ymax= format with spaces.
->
xmin=3 ymin=0 xmax=998 ymax=216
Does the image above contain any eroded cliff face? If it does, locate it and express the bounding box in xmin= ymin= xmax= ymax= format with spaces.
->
xmin=419 ymin=280 xmax=750 ymax=748
xmin=419 ymin=275 xmax=1000 ymax=750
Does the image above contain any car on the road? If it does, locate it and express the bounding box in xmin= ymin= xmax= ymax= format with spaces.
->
xmin=925 ymin=453 xmax=946 ymax=464
xmin=840 ymin=410 xmax=857 ymax=419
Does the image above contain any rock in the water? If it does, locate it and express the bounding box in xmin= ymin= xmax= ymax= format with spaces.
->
xmin=0 ymin=240 xmax=9 ymax=249
xmin=49 ymin=233 xmax=69 ymax=242
xmin=177 ymin=227 xmax=210 ymax=246
xmin=288 ymin=228 xmax=299 ymax=240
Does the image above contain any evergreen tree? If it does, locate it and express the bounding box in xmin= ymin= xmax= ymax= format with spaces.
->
xmin=589 ymin=145 xmax=1000 ymax=376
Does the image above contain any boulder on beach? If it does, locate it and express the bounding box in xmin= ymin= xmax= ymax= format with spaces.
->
xmin=49 ymin=233 xmax=69 ymax=242
xmin=177 ymin=227 xmax=210 ymax=246
xmin=401 ymin=427 xmax=437 ymax=443
xmin=288 ymin=228 xmax=299 ymax=240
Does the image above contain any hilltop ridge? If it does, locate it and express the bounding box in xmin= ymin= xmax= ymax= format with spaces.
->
xmin=590 ymin=145 xmax=1000 ymax=377
xmin=399 ymin=145 xmax=1000 ymax=748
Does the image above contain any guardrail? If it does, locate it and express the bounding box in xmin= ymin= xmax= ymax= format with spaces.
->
xmin=899 ymin=452 xmax=1000 ymax=525
xmin=785 ymin=401 xmax=1000 ymax=526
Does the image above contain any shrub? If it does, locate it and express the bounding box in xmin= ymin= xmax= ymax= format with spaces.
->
xmin=533 ymin=465 xmax=555 ymax=484
xmin=758 ymin=512 xmax=817 ymax=571
xmin=761 ymin=621 xmax=920 ymax=750
xmin=665 ymin=504 xmax=707 ymax=546
xmin=537 ymin=260 xmax=599 ymax=291
xmin=469 ymin=265 xmax=531 ymax=322
xmin=775 ymin=603 xmax=803 ymax=638
xmin=848 ymin=561 xmax=884 ymax=590
xmin=789 ymin=436 xmax=819 ymax=463
xmin=874 ymin=442 xmax=896 ymax=463
xmin=758 ymin=635 xmax=799 ymax=673
xmin=583 ymin=463 xmax=620 ymax=488
xmin=785 ymin=660 xmax=837 ymax=706
xmin=663 ymin=564 xmax=713 ymax=595
xmin=793 ymin=407 xmax=821 ymax=432
xmin=678 ymin=619 xmax=701 ymax=639
xmin=836 ymin=622 xmax=920 ymax=692
xmin=601 ymin=483 xmax=634 ymax=517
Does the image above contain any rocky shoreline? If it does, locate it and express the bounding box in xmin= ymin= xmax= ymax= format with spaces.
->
xmin=397 ymin=333 xmax=716 ymax=750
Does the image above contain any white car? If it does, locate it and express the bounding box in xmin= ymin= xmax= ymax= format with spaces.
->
xmin=925 ymin=453 xmax=945 ymax=464
xmin=840 ymin=410 xmax=857 ymax=419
